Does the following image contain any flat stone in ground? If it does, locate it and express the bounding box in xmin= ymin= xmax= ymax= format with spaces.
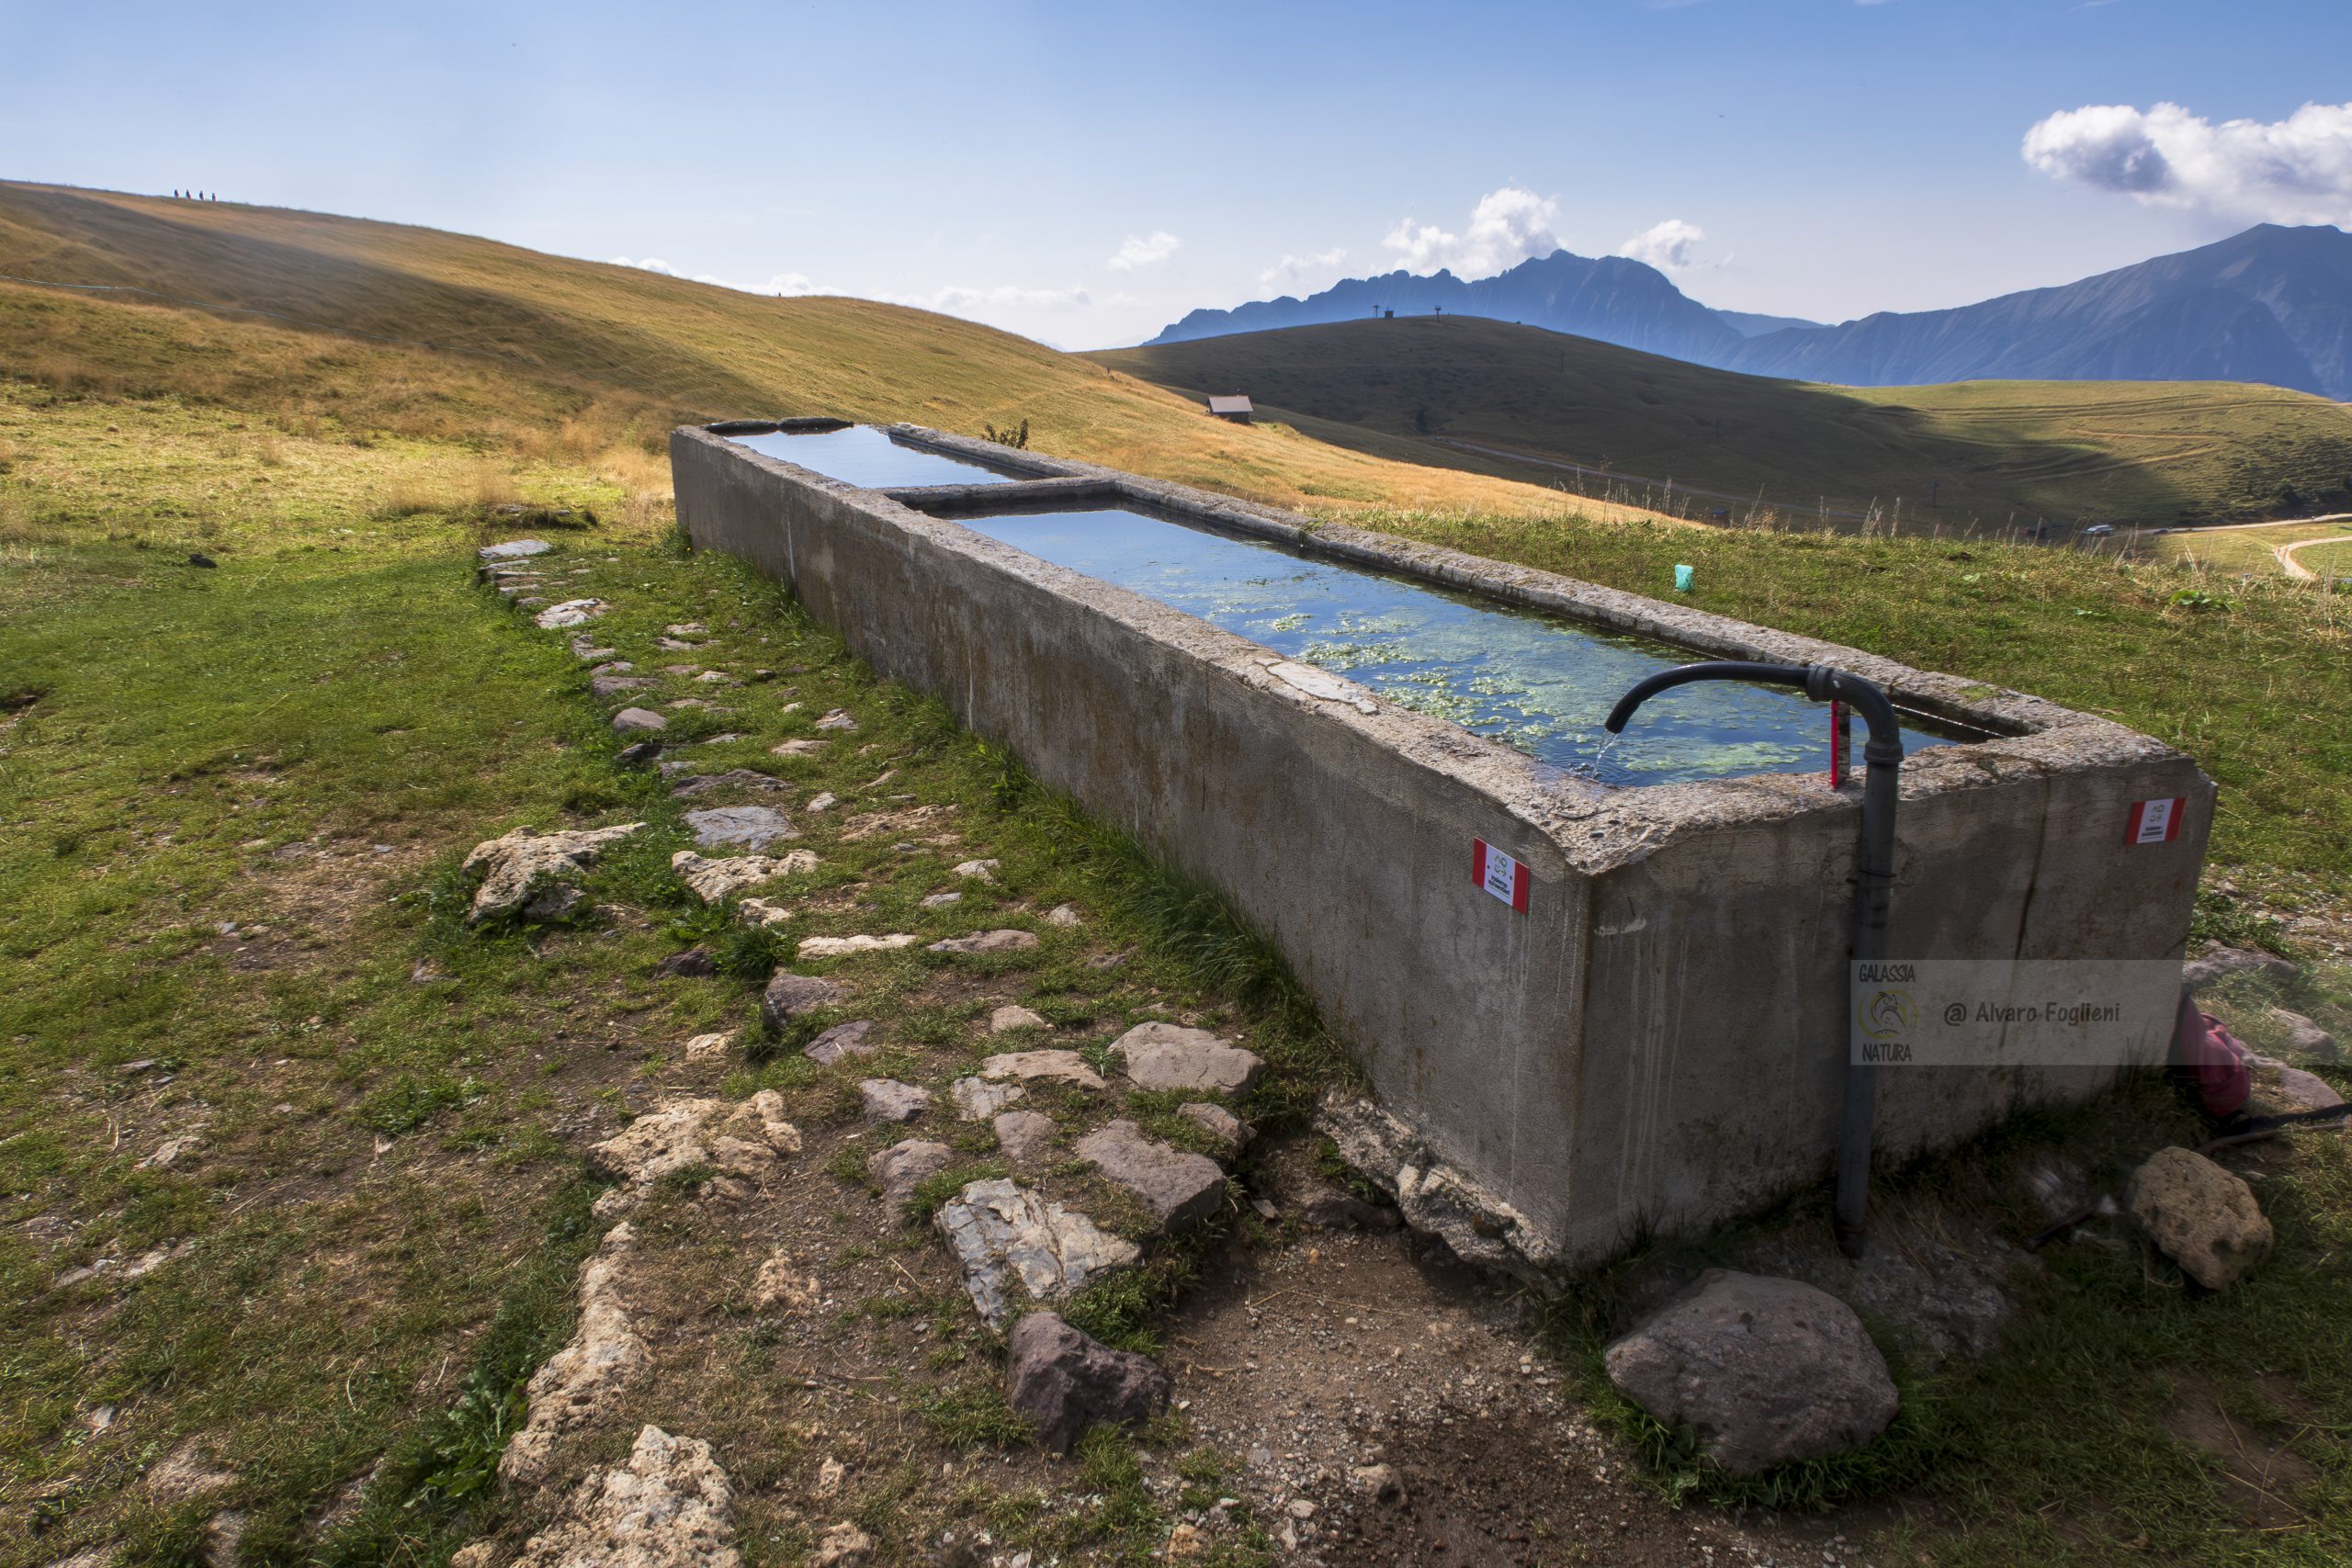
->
xmin=929 ymin=929 xmax=1037 ymax=955
xmin=951 ymin=1077 xmax=1027 ymax=1121
xmin=736 ymin=897 xmax=791 ymax=928
xmin=674 ymin=849 xmax=818 ymax=903
xmin=797 ymin=933 xmax=917 ymax=958
xmin=1075 ymin=1119 xmax=1227 ymax=1230
xmin=535 ymin=598 xmax=607 ymax=630
xmin=868 ymin=1139 xmax=955 ymax=1224
xmin=1046 ymin=904 xmax=1082 ymax=927
xmin=859 ymin=1078 xmax=932 ymax=1122
xmin=670 ymin=769 xmax=788 ymax=799
xmin=814 ymin=708 xmax=858 ymax=730
xmin=2182 ymin=946 xmax=2299 ymax=990
xmin=805 ymin=1020 xmax=877 ymax=1066
xmin=501 ymin=1224 xmax=649 ymax=1482
xmin=934 ymin=1178 xmax=1140 ymax=1330
xmin=1177 ymin=1101 xmax=1248 ymax=1155
xmin=2126 ymin=1145 xmax=2274 ymax=1289
xmin=480 ymin=538 xmax=552 ymax=561
xmin=592 ymin=675 xmax=657 ymax=699
xmin=2271 ymin=1010 xmax=2339 ymax=1063
xmin=514 ymin=1425 xmax=741 ymax=1568
xmin=762 ymin=971 xmax=849 ymax=1032
xmin=1005 ymin=1311 xmax=1170 ymax=1454
xmin=1112 ymin=1021 xmax=1263 ymax=1095
xmin=921 ymin=891 xmax=963 ymax=908
xmin=771 ymin=739 xmax=827 ymax=758
xmin=993 ymin=1110 xmax=1058 ymax=1168
xmin=979 ymin=1050 xmax=1106 ymax=1089
xmin=1604 ymin=1269 xmax=1898 ymax=1476
xmin=989 ymin=1004 xmax=1048 ymax=1032
xmin=613 ymin=707 xmax=669 ymax=734
xmin=953 ymin=859 xmax=1001 ymax=882
xmin=461 ymin=822 xmax=644 ymax=924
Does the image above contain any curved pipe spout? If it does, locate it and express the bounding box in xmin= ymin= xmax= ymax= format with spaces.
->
xmin=1605 ymin=660 xmax=1905 ymax=1259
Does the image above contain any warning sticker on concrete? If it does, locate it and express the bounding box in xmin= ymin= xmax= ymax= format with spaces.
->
xmin=2124 ymin=796 xmax=2187 ymax=846
xmin=1473 ymin=840 xmax=1530 ymax=912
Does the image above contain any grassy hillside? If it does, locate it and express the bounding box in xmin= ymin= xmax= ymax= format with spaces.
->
xmin=1094 ymin=317 xmax=2352 ymax=530
xmin=0 ymin=180 xmax=1660 ymax=522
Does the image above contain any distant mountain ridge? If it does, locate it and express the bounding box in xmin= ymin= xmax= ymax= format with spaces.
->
xmin=1148 ymin=225 xmax=2352 ymax=400
xmin=1148 ymin=250 xmax=1745 ymax=367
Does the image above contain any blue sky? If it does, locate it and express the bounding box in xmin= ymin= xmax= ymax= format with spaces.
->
xmin=8 ymin=0 xmax=2350 ymax=348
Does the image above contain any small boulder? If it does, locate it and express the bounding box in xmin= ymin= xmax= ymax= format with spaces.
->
xmin=657 ymin=948 xmax=719 ymax=978
xmin=868 ymin=1139 xmax=956 ymax=1224
xmin=952 ymin=859 xmax=1001 ymax=883
xmin=1046 ymin=904 xmax=1083 ymax=928
xmin=684 ymin=806 xmax=797 ymax=850
xmin=2126 ymin=1145 xmax=2274 ymax=1289
xmin=616 ymin=740 xmax=663 ymax=767
xmin=762 ymin=971 xmax=848 ymax=1032
xmin=859 ymin=1078 xmax=932 ymax=1122
xmin=1004 ymin=1312 xmax=1170 ymax=1454
xmin=1350 ymin=1463 xmax=1406 ymax=1505
xmin=612 ymin=706 xmax=669 ymax=735
xmin=928 ymin=929 xmax=1037 ymax=955
xmin=591 ymin=674 xmax=657 ymax=700
xmin=513 ymin=1425 xmax=740 ymax=1567
xmin=979 ymin=1050 xmax=1106 ymax=1089
xmin=1176 ymin=1102 xmax=1247 ymax=1155
xmin=2182 ymin=946 xmax=2298 ymax=991
xmin=989 ymin=1005 xmax=1048 ymax=1033
xmin=993 ymin=1110 xmax=1058 ymax=1168
xmin=1075 ymin=1119 xmax=1227 ymax=1230
xmin=805 ymin=1020 xmax=877 ymax=1066
xmin=1603 ymin=1269 xmax=1898 ymax=1476
xmin=2271 ymin=1009 xmax=2339 ymax=1064
xmin=461 ymin=822 xmax=643 ymax=925
xmin=676 ymin=849 xmax=818 ymax=904
xmin=814 ymin=709 xmax=859 ymax=731
xmin=934 ymin=1179 xmax=1139 ymax=1329
xmin=797 ymin=933 xmax=917 ymax=958
xmin=951 ymin=1077 xmax=1026 ymax=1121
xmin=920 ymin=891 xmax=963 ymax=908
xmin=534 ymin=598 xmax=606 ymax=630
xmin=1112 ymin=1022 xmax=1263 ymax=1096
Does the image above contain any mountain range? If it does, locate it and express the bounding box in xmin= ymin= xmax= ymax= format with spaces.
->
xmin=1148 ymin=224 xmax=2352 ymax=401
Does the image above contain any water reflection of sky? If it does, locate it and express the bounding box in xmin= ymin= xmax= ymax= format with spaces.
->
xmin=958 ymin=506 xmax=1955 ymax=786
xmin=731 ymin=425 xmax=1015 ymax=489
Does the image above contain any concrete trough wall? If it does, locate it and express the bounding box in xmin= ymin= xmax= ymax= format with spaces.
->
xmin=672 ymin=422 xmax=2211 ymax=1268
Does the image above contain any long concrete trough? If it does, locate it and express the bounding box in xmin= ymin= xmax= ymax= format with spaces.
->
xmin=672 ymin=420 xmax=2211 ymax=1269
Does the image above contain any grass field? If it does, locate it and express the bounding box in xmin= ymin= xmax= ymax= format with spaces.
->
xmin=0 ymin=180 xmax=1666 ymax=525
xmin=2146 ymin=517 xmax=2352 ymax=577
xmin=1094 ymin=317 xmax=2352 ymax=530
xmin=8 ymin=182 xmax=2352 ymax=1568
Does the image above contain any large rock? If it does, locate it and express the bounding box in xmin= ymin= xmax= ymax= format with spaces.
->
xmin=462 ymin=823 xmax=644 ymax=924
xmin=2181 ymin=946 xmax=2298 ymax=990
xmin=1004 ymin=1312 xmax=1170 ymax=1454
xmin=761 ymin=972 xmax=848 ymax=1032
xmin=1603 ymin=1269 xmax=1899 ymax=1476
xmin=514 ymin=1425 xmax=741 ymax=1568
xmin=675 ymin=849 xmax=818 ymax=904
xmin=683 ymin=807 xmax=797 ymax=851
xmin=1112 ymin=1023 xmax=1263 ymax=1096
xmin=2126 ymin=1146 xmax=2275 ymax=1289
xmin=868 ymin=1139 xmax=955 ymax=1224
xmin=935 ymin=1178 xmax=1140 ymax=1329
xmin=501 ymin=1224 xmax=650 ymax=1483
xmin=978 ymin=1049 xmax=1106 ymax=1090
xmin=1313 ymin=1092 xmax=1557 ymax=1280
xmin=1075 ymin=1120 xmax=1227 ymax=1230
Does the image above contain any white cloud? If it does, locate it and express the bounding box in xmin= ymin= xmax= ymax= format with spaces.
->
xmin=886 ymin=283 xmax=1092 ymax=316
xmin=607 ymin=254 xmax=730 ymax=288
xmin=1382 ymin=186 xmax=1561 ymax=278
xmin=1259 ymin=247 xmax=1351 ymax=291
xmin=2023 ymin=100 xmax=2352 ymax=225
xmin=1107 ymin=231 xmax=1182 ymax=272
xmin=1617 ymin=219 xmax=1717 ymax=272
xmin=764 ymin=272 xmax=823 ymax=297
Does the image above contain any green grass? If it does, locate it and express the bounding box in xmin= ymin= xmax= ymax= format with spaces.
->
xmin=1095 ymin=316 xmax=2352 ymax=529
xmin=1337 ymin=504 xmax=2352 ymax=909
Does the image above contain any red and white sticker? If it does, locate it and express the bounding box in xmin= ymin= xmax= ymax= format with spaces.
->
xmin=1473 ymin=840 xmax=1531 ymax=912
xmin=2125 ymin=796 xmax=2188 ymax=846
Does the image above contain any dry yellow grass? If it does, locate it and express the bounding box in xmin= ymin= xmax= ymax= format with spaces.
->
xmin=0 ymin=180 xmax=1671 ymax=525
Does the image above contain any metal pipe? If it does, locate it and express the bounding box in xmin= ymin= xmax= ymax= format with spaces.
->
xmin=1604 ymin=660 xmax=1905 ymax=1258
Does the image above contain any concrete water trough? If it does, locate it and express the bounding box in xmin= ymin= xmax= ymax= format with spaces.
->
xmin=672 ymin=420 xmax=2212 ymax=1270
